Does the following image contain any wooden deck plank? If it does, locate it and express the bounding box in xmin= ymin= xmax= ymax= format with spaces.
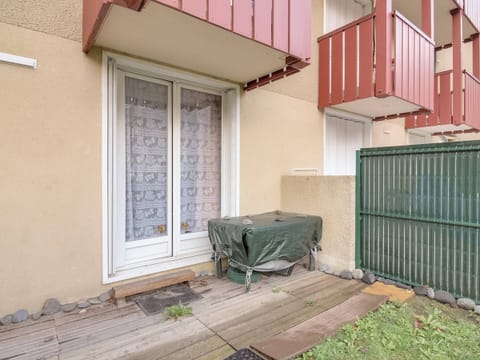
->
xmin=56 ymin=305 xmax=144 ymax=343
xmin=60 ymin=317 xmax=211 ymax=360
xmin=1 ymin=265 xmax=372 ymax=359
xmin=157 ymin=334 xmax=226 ymax=360
xmin=58 ymin=312 xmax=168 ymax=354
xmin=251 ymin=293 xmax=388 ymax=360
xmin=0 ymin=318 xmax=55 ymax=341
xmin=0 ymin=327 xmax=59 ymax=360
xmin=203 ymin=276 xmax=350 ymax=333
xmin=195 ymin=344 xmax=236 ymax=360
xmin=224 ymin=281 xmax=368 ymax=349
xmin=54 ymin=303 xmax=129 ymax=327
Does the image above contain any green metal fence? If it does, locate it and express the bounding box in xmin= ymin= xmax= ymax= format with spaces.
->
xmin=356 ymin=140 xmax=480 ymax=302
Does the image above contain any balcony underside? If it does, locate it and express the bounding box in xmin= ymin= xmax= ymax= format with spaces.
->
xmin=329 ymin=96 xmax=426 ymax=119
xmin=90 ymin=2 xmax=293 ymax=84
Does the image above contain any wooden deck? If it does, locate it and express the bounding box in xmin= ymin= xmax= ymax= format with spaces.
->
xmin=0 ymin=266 xmax=369 ymax=360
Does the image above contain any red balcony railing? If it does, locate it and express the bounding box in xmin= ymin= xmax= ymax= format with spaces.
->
xmin=318 ymin=10 xmax=434 ymax=118
xmin=464 ymin=0 xmax=480 ymax=33
xmin=406 ymin=70 xmax=480 ymax=132
xmin=318 ymin=14 xmax=375 ymax=107
xmin=393 ymin=12 xmax=435 ymax=111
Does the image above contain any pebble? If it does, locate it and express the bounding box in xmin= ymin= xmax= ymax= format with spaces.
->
xmin=362 ymin=272 xmax=376 ymax=284
xmin=78 ymin=301 xmax=91 ymax=309
xmin=457 ymin=298 xmax=476 ymax=311
xmin=42 ymin=298 xmax=62 ymax=316
xmin=32 ymin=312 xmax=42 ymax=321
xmin=319 ymin=264 xmax=330 ymax=273
xmin=475 ymin=305 xmax=480 ymax=315
xmin=414 ymin=286 xmax=429 ymax=296
xmin=382 ymin=279 xmax=397 ymax=286
xmin=333 ymin=271 xmax=341 ymax=277
xmin=99 ymin=290 xmax=113 ymax=302
xmin=352 ymin=269 xmax=364 ymax=280
xmin=0 ymin=314 xmax=13 ymax=326
xmin=88 ymin=298 xmax=102 ymax=305
xmin=427 ymin=288 xmax=435 ymax=299
xmin=242 ymin=219 xmax=253 ymax=225
xmin=395 ymin=282 xmax=412 ymax=290
xmin=434 ymin=290 xmax=456 ymax=305
xmin=12 ymin=309 xmax=29 ymax=323
xmin=340 ymin=270 xmax=353 ymax=280
xmin=62 ymin=303 xmax=77 ymax=313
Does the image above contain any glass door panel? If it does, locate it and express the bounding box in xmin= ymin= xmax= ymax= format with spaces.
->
xmin=180 ymin=88 xmax=222 ymax=234
xmin=125 ymin=76 xmax=169 ymax=241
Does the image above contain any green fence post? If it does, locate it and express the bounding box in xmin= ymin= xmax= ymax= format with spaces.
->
xmin=355 ymin=149 xmax=362 ymax=268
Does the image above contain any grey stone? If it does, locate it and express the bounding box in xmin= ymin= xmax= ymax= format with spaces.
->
xmin=414 ymin=286 xmax=429 ymax=296
xmin=319 ymin=264 xmax=330 ymax=273
xmin=0 ymin=314 xmax=13 ymax=326
xmin=434 ymin=290 xmax=456 ymax=304
xmin=362 ymin=272 xmax=376 ymax=285
xmin=427 ymin=288 xmax=435 ymax=299
xmin=333 ymin=271 xmax=341 ymax=277
xmin=78 ymin=301 xmax=90 ymax=309
xmin=88 ymin=298 xmax=101 ymax=305
xmin=340 ymin=270 xmax=353 ymax=280
xmin=12 ymin=309 xmax=29 ymax=323
xmin=352 ymin=269 xmax=364 ymax=280
xmin=475 ymin=305 xmax=480 ymax=315
xmin=382 ymin=279 xmax=397 ymax=286
xmin=42 ymin=298 xmax=62 ymax=316
xmin=98 ymin=290 xmax=112 ymax=303
xmin=242 ymin=219 xmax=253 ymax=225
xmin=324 ymin=269 xmax=334 ymax=275
xmin=62 ymin=303 xmax=77 ymax=313
xmin=32 ymin=312 xmax=42 ymax=321
xmin=457 ymin=298 xmax=476 ymax=311
xmin=395 ymin=282 xmax=412 ymax=290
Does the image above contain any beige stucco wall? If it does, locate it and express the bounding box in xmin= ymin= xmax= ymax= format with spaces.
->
xmin=0 ymin=0 xmax=81 ymax=41
xmin=372 ymin=118 xmax=408 ymax=147
xmin=239 ymin=90 xmax=324 ymax=213
xmin=281 ymin=176 xmax=356 ymax=272
xmin=0 ymin=21 xmax=104 ymax=314
xmin=239 ymin=0 xmax=326 ymax=214
xmin=0 ymin=0 xmax=327 ymax=315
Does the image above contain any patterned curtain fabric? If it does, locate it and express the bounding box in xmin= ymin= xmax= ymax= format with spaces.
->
xmin=180 ymin=88 xmax=222 ymax=234
xmin=125 ymin=77 xmax=169 ymax=242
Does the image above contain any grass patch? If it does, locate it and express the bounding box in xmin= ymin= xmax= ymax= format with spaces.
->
xmin=164 ymin=302 xmax=192 ymax=320
xmin=298 ymin=297 xmax=480 ymax=360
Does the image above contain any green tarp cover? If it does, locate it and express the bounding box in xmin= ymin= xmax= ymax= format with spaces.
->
xmin=208 ymin=212 xmax=322 ymax=272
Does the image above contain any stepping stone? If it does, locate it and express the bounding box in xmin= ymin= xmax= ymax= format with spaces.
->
xmin=12 ymin=309 xmax=29 ymax=323
xmin=42 ymin=298 xmax=61 ymax=316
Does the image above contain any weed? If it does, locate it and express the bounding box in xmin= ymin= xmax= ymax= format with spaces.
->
xmin=272 ymin=287 xmax=281 ymax=293
xmin=164 ymin=302 xmax=192 ymax=320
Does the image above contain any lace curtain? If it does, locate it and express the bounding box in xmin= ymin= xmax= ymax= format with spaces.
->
xmin=125 ymin=77 xmax=169 ymax=242
xmin=180 ymin=88 xmax=221 ymax=233
xmin=124 ymin=78 xmax=221 ymax=241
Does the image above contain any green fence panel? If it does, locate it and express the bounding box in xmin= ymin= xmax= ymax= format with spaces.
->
xmin=357 ymin=140 xmax=480 ymax=302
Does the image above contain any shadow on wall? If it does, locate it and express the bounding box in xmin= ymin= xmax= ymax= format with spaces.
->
xmin=281 ymin=175 xmax=356 ymax=272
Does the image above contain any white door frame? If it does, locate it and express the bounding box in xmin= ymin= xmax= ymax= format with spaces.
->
xmin=102 ymin=51 xmax=240 ymax=283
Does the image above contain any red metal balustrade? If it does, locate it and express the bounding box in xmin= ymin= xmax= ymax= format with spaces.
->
xmin=318 ymin=10 xmax=434 ymax=115
xmin=406 ymin=70 xmax=480 ymax=132
xmin=84 ymin=0 xmax=311 ymax=64
xmin=464 ymin=0 xmax=480 ymax=34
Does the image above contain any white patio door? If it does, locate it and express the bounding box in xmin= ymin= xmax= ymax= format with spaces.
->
xmin=112 ymin=70 xmax=222 ymax=273
xmin=114 ymin=71 xmax=174 ymax=269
